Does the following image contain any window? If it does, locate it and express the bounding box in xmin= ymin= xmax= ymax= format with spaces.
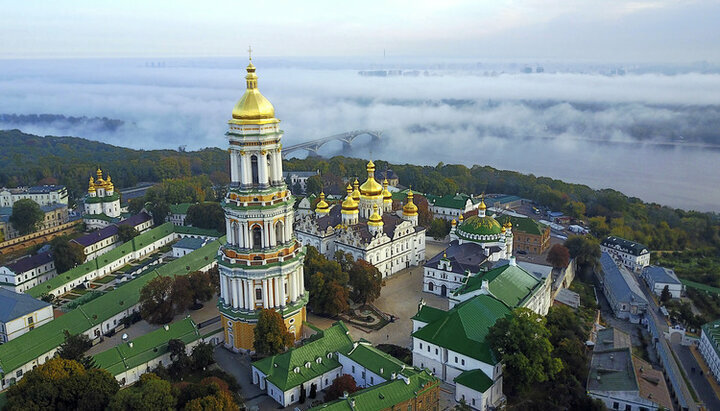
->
xmin=362 ymin=371 xmax=366 ymax=379
xmin=291 ymin=394 xmax=294 ymax=402
xmin=419 ymin=343 xmax=423 ymax=349
xmin=624 ymin=406 xmax=631 ymax=411
xmin=370 ymin=376 xmax=374 ymax=384
xmin=454 ymin=356 xmax=458 ymax=363
xmin=612 ymin=402 xmax=619 ymax=410
xmin=435 ymin=348 xmax=438 ymax=355
xmin=352 ymin=365 xmax=355 ymax=373
xmin=256 ymin=288 xmax=262 ymax=300
xmin=16 ymin=370 xmax=22 ymax=378
xmin=461 ymin=359 xmax=465 ymax=366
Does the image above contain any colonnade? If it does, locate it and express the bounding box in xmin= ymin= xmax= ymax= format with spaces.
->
xmin=229 ymin=149 xmax=284 ymax=187
xmin=225 ymin=217 xmax=294 ymax=249
xmin=219 ymin=266 xmax=305 ymax=310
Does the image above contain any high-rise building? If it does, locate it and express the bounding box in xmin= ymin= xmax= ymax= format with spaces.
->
xmin=217 ymin=58 xmax=307 ymax=352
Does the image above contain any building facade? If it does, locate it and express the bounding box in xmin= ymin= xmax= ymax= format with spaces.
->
xmin=84 ymin=168 xmax=122 ymax=229
xmin=642 ymin=265 xmax=682 ymax=299
xmin=0 ymin=203 xmax=69 ymax=241
xmin=0 ymin=251 xmax=56 ymax=293
xmin=601 ymin=236 xmax=650 ymax=273
xmin=699 ymin=319 xmax=720 ymax=385
xmin=426 ymin=193 xmax=482 ymax=221
xmin=598 ymin=252 xmax=648 ymax=323
xmin=0 ymin=288 xmax=54 ymax=343
xmin=217 ymin=58 xmax=307 ymax=353
xmin=0 ymin=185 xmax=68 ymax=208
xmin=505 ymin=216 xmax=550 ymax=254
xmin=296 ymin=168 xmax=425 ymax=278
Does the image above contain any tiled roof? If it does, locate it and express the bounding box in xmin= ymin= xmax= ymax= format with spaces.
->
xmin=601 ymin=236 xmax=649 ymax=256
xmin=0 ymin=288 xmax=51 ymax=322
xmin=632 ymin=356 xmax=673 ymax=410
xmin=252 ymin=321 xmax=354 ymax=391
xmin=93 ymin=317 xmax=200 ymax=375
xmin=599 ymin=252 xmax=648 ymax=306
xmin=117 ymin=211 xmax=152 ymax=228
xmin=453 ymin=262 xmax=543 ymax=308
xmin=4 ymin=251 xmax=53 ymax=275
xmin=72 ymin=225 xmax=119 ymax=247
xmin=412 ymin=294 xmax=511 ymax=363
xmin=643 ymin=265 xmax=680 ymax=285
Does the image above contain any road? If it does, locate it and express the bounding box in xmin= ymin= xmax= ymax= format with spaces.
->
xmin=672 ymin=342 xmax=720 ymax=410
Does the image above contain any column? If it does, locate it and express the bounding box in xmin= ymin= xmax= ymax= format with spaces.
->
xmin=289 ymin=271 xmax=296 ymax=302
xmin=273 ymin=151 xmax=282 ymax=185
xmin=236 ymin=224 xmax=242 ymax=248
xmin=259 ymin=153 xmax=268 ymax=187
xmin=247 ymin=280 xmax=255 ymax=309
xmin=225 ymin=220 xmax=232 ymax=242
xmin=262 ymin=279 xmax=269 ymax=309
xmin=231 ymin=278 xmax=239 ymax=309
xmin=279 ymin=274 xmax=286 ymax=306
xmin=237 ymin=278 xmax=244 ymax=309
xmin=264 ymin=221 xmax=271 ymax=248
xmin=242 ymin=279 xmax=248 ymax=310
xmin=298 ymin=266 xmax=305 ymax=295
xmin=273 ymin=277 xmax=281 ymax=307
xmin=269 ymin=221 xmax=276 ymax=247
xmin=230 ymin=150 xmax=238 ymax=182
xmin=219 ymin=275 xmax=227 ymax=304
xmin=243 ymin=223 xmax=250 ymax=249
xmin=239 ymin=153 xmax=248 ymax=186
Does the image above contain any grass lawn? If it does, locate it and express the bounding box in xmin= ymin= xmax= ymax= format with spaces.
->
xmin=94 ymin=275 xmax=116 ymax=284
xmin=72 ymin=288 xmax=91 ymax=295
xmin=63 ymin=293 xmax=79 ymax=300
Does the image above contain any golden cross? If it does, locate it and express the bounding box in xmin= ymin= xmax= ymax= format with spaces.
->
xmin=247 ymin=45 xmax=253 ymax=61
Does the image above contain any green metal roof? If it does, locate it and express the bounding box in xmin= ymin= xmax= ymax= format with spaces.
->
xmin=93 ymin=317 xmax=200 ymax=376
xmin=410 ymin=305 xmax=447 ymax=324
xmin=311 ymin=368 xmax=439 ymax=411
xmin=169 ymin=203 xmax=194 ymax=215
xmin=85 ymin=192 xmax=120 ymax=204
xmin=454 ymin=368 xmax=494 ymax=393
xmin=252 ymin=321 xmax=354 ymax=392
xmin=173 ymin=225 xmax=223 ymax=238
xmin=411 ymin=295 xmax=511 ymax=364
xmin=430 ymin=193 xmax=473 ymax=210
xmin=82 ymin=213 xmax=119 ymax=222
xmin=339 ymin=342 xmax=406 ymax=381
xmin=457 ymin=215 xmax=503 ymax=238
xmin=702 ymin=319 xmax=720 ymax=359
xmin=0 ymin=237 xmax=223 ymax=377
xmin=453 ymin=263 xmax=543 ymax=308
xmin=505 ymin=216 xmax=547 ymax=236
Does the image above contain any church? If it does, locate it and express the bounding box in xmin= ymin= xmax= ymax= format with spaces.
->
xmin=295 ymin=167 xmax=426 ymax=278
xmin=216 ymin=57 xmax=307 ymax=352
xmin=83 ymin=168 xmax=122 ymax=229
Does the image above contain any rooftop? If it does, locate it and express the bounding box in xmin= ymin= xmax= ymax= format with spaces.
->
xmin=423 ymin=240 xmax=489 ymax=275
xmin=72 ymin=224 xmax=119 ymax=247
xmin=702 ymin=319 xmax=720 ymax=359
xmin=117 ymin=211 xmax=152 ymax=228
xmin=587 ymin=347 xmax=638 ymax=393
xmin=0 ymin=288 xmax=51 ymax=322
xmin=599 ymin=252 xmax=648 ymax=306
xmin=554 ymin=288 xmax=580 ymax=309
xmin=594 ymin=327 xmax=632 ymax=352
xmin=601 ymin=236 xmax=649 ymax=256
xmin=173 ymin=237 xmax=206 ymax=250
xmin=3 ymin=251 xmax=53 ymax=275
xmin=169 ymin=203 xmax=194 ymax=215
xmin=643 ymin=265 xmax=681 ymax=286
xmin=453 ymin=261 xmax=543 ymax=309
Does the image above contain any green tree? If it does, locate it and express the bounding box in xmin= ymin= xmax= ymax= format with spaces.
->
xmin=305 ymin=175 xmax=323 ymax=195
xmin=588 ymin=216 xmax=610 ymax=238
xmin=139 ymin=276 xmax=175 ymax=324
xmin=348 ymin=259 xmax=383 ymax=306
xmin=661 ymin=285 xmax=672 ymax=303
xmin=50 ymin=235 xmax=86 ymax=273
xmin=564 ymin=235 xmax=601 ymax=270
xmin=171 ymin=274 xmax=194 ymax=312
xmin=185 ymin=202 xmax=226 ymax=233
xmin=427 ymin=218 xmax=450 ymax=240
xmin=487 ymin=308 xmax=563 ymax=396
xmin=191 ymin=342 xmax=216 ymax=370
xmin=188 ymin=270 xmax=215 ymax=307
xmin=9 ymin=198 xmax=44 ymax=235
xmin=57 ymin=330 xmax=96 ymax=369
xmin=304 ymin=246 xmax=350 ymax=316
xmin=546 ymin=244 xmax=570 ymax=268
xmin=324 ymin=374 xmax=359 ymax=402
xmin=253 ymin=309 xmax=295 ymax=356
xmin=5 ymin=358 xmax=119 ymax=411
xmin=117 ymin=224 xmax=140 ymax=243
xmin=107 ymin=373 xmax=176 ymax=411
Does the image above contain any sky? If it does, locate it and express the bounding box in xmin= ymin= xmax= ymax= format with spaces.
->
xmin=2 ymin=0 xmax=720 ymax=62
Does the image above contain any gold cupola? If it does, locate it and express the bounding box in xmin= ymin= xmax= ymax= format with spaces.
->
xmin=352 ymin=179 xmax=361 ymax=202
xmin=95 ymin=168 xmax=105 ymax=185
xmin=230 ymin=56 xmax=278 ymax=125
xmin=382 ymin=178 xmax=392 ymax=204
xmin=315 ymin=192 xmax=330 ymax=214
xmin=459 ymin=213 xmax=464 ymax=223
xmin=359 ymin=160 xmax=383 ymax=198
xmin=88 ymin=176 xmax=96 ymax=193
xmin=105 ymin=175 xmax=114 ymax=191
xmin=341 ymin=184 xmax=358 ymax=213
xmin=368 ymin=204 xmax=383 ymax=227
xmin=478 ymin=195 xmax=487 ymax=211
xmin=402 ymin=190 xmax=418 ymax=216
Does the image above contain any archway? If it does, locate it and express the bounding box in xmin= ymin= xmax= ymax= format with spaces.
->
xmin=251 ymin=155 xmax=259 ymax=185
xmin=275 ymin=221 xmax=285 ymax=245
xmin=441 ymin=284 xmax=447 ymax=297
xmin=252 ymin=226 xmax=262 ymax=250
xmin=428 ymin=282 xmax=434 ymax=292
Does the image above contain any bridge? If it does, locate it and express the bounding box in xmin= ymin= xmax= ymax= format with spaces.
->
xmin=282 ymin=130 xmax=382 ymax=158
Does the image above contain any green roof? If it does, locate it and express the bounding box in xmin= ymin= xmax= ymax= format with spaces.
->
xmin=174 ymin=225 xmax=223 ymax=238
xmin=702 ymin=319 xmax=720 ymax=359
xmin=340 ymin=342 xmax=406 ymax=381
xmin=504 ymin=216 xmax=547 ymax=236
xmin=411 ymin=294 xmax=511 ymax=364
xmin=311 ymin=368 xmax=439 ymax=411
xmin=85 ymin=192 xmax=120 ymax=204
xmin=681 ymin=279 xmax=720 ymax=295
xmin=452 ymin=263 xmax=543 ymax=308
xmin=457 ymin=215 xmax=503 ymax=238
xmin=252 ymin=322 xmax=354 ymax=392
xmin=83 ymin=213 xmax=119 ymax=222
xmin=169 ymin=203 xmax=194 ymax=214
xmin=410 ymin=304 xmax=446 ymax=324
xmin=454 ymin=368 xmax=494 ymax=393
xmin=0 ymin=237 xmax=223 ymax=377
xmin=587 ymin=347 xmax=638 ymax=393
xmin=93 ymin=317 xmax=200 ymax=376
xmin=430 ymin=193 xmax=473 ymax=210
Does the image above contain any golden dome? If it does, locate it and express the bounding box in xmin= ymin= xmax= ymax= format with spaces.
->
xmin=230 ymin=60 xmax=278 ymax=125
xmin=478 ymin=196 xmax=487 ymax=211
xmin=352 ymin=179 xmax=361 ymax=202
xmin=315 ymin=192 xmax=330 ymax=214
xmin=88 ymin=176 xmax=96 ymax=193
xmin=382 ymin=179 xmax=392 ymax=203
xmin=402 ymin=190 xmax=418 ymax=216
xmin=359 ymin=161 xmax=383 ymax=198
xmin=501 ymin=226 xmax=506 ymax=233
xmin=342 ymin=184 xmax=358 ymax=214
xmin=451 ymin=219 xmax=457 ymax=226
xmin=459 ymin=214 xmax=464 ymax=222
xmin=368 ymin=204 xmax=383 ymax=227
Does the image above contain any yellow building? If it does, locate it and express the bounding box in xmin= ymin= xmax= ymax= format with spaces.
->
xmin=216 ymin=57 xmax=307 ymax=352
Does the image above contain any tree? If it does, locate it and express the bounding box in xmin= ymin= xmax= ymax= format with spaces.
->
xmin=254 ymin=309 xmax=294 ymax=356
xmin=171 ymin=274 xmax=194 ymax=312
xmin=191 ymin=342 xmax=216 ymax=370
xmin=588 ymin=216 xmax=611 ymax=238
xmin=139 ymin=276 xmax=175 ymax=324
xmin=564 ymin=235 xmax=601 ymax=270
xmin=5 ymin=358 xmax=119 ymax=411
xmin=185 ymin=202 xmax=226 ymax=233
xmin=661 ymin=285 xmax=672 ymax=303
xmin=188 ymin=270 xmax=215 ymax=307
xmin=546 ymin=244 xmax=570 ymax=269
xmin=427 ymin=218 xmax=450 ymax=240
xmin=487 ymin=308 xmax=563 ymax=397
xmin=348 ymin=259 xmax=383 ymax=305
xmin=324 ymin=374 xmax=359 ymax=402
xmin=57 ymin=330 xmax=96 ymax=369
xmin=117 ymin=224 xmax=140 ymax=242
xmin=305 ymin=175 xmax=323 ymax=195
xmin=50 ymin=235 xmax=86 ymax=273
xmin=107 ymin=373 xmax=176 ymax=411
xmin=304 ymin=246 xmax=350 ymax=316
xmin=299 ymin=384 xmax=307 ymax=404
xmin=309 ymin=383 xmax=317 ymax=399
xmin=9 ymin=198 xmax=44 ymax=235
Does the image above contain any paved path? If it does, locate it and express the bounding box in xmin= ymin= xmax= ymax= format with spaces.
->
xmin=673 ymin=342 xmax=720 ymax=410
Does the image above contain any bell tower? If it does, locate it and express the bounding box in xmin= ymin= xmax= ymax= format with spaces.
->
xmin=217 ymin=56 xmax=307 ymax=352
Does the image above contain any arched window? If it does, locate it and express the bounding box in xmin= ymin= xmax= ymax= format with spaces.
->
xmin=266 ymin=154 xmax=272 ymax=184
xmin=275 ymin=221 xmax=284 ymax=245
xmin=252 ymin=225 xmax=262 ymax=250
xmin=251 ymin=155 xmax=259 ymax=185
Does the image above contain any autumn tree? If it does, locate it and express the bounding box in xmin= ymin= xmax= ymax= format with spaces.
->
xmin=324 ymin=374 xmax=360 ymax=402
xmin=254 ymin=309 xmax=295 ymax=356
xmin=348 ymin=259 xmax=383 ymax=306
xmin=117 ymin=224 xmax=140 ymax=242
xmin=305 ymin=246 xmax=350 ymax=316
xmin=139 ymin=276 xmax=175 ymax=324
xmin=185 ymin=202 xmax=226 ymax=233
xmin=107 ymin=373 xmax=176 ymax=411
xmin=564 ymin=235 xmax=601 ymax=271
xmin=487 ymin=308 xmax=562 ymax=397
xmin=50 ymin=235 xmax=86 ymax=273
xmin=171 ymin=275 xmax=194 ymax=312
xmin=546 ymin=244 xmax=570 ymax=268
xmin=9 ymin=199 xmax=44 ymax=235
xmin=5 ymin=358 xmax=119 ymax=411
xmin=188 ymin=270 xmax=215 ymax=308
xmin=427 ymin=218 xmax=451 ymax=240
